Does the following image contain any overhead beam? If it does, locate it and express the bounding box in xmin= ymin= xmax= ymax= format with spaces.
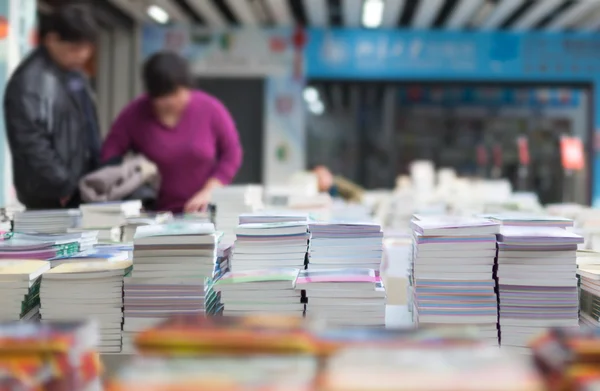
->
xmin=187 ymin=0 xmax=227 ymax=27
xmin=265 ymin=0 xmax=294 ymax=26
xmin=153 ymin=0 xmax=191 ymax=23
xmin=481 ymin=0 xmax=524 ymax=30
xmin=547 ymin=0 xmax=599 ymax=31
xmin=413 ymin=0 xmax=445 ymax=28
xmin=343 ymin=0 xmax=363 ymax=27
xmin=446 ymin=0 xmax=482 ymax=29
xmin=106 ymin=0 xmax=150 ymax=22
xmin=224 ymin=0 xmax=259 ymax=26
xmin=304 ymin=0 xmax=328 ymax=27
xmin=580 ymin=4 xmax=600 ymax=31
xmin=512 ymin=0 xmax=562 ymax=30
xmin=381 ymin=0 xmax=405 ymax=27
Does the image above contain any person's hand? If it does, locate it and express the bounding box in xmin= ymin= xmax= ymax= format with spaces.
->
xmin=184 ymin=190 xmax=211 ymax=213
xmin=59 ymin=196 xmax=71 ymax=207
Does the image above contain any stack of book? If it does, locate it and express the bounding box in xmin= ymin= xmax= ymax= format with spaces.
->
xmin=496 ymin=226 xmax=583 ymax=353
xmin=107 ymin=355 xmax=318 ymax=391
xmin=232 ymin=222 xmax=308 ymax=272
xmin=74 ymin=201 xmax=142 ymax=243
xmin=0 ymin=260 xmax=49 ymax=321
xmin=213 ymin=185 xmax=263 ymax=243
xmin=13 ymin=209 xmax=81 ymax=234
xmin=484 ymin=213 xmax=574 ymax=228
xmin=307 ymin=222 xmax=383 ymax=270
xmin=579 ymin=265 xmax=600 ymax=327
xmin=204 ymin=243 xmax=233 ymax=316
xmin=238 ymin=211 xmax=309 ymax=225
xmin=0 ymin=231 xmax=97 ymax=260
xmin=0 ymin=320 xmax=101 ymax=391
xmin=49 ymin=247 xmax=131 ymax=268
xmin=410 ymin=217 xmax=501 ymax=345
xmin=121 ymin=222 xmax=219 ymax=353
xmin=321 ymin=344 xmax=542 ymax=391
xmin=214 ymin=269 xmax=303 ymax=316
xmin=40 ymin=260 xmax=132 ymax=353
xmin=122 ymin=212 xmax=172 ymax=242
xmin=296 ymin=269 xmax=384 ymax=327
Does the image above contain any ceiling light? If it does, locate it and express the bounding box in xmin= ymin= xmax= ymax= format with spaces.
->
xmin=362 ymin=0 xmax=385 ymax=28
xmin=147 ymin=5 xmax=169 ymax=24
xmin=309 ymin=100 xmax=325 ymax=115
xmin=303 ymin=87 xmax=319 ymax=103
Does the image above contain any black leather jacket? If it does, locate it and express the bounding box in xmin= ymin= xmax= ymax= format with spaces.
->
xmin=3 ymin=48 xmax=100 ymax=209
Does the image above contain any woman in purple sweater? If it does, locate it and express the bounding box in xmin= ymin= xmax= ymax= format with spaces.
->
xmin=101 ymin=52 xmax=243 ymax=213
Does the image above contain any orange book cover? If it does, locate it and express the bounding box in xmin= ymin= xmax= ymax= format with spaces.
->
xmin=136 ymin=314 xmax=317 ymax=354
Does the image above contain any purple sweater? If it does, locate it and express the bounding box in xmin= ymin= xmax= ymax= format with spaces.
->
xmin=101 ymin=90 xmax=242 ymax=212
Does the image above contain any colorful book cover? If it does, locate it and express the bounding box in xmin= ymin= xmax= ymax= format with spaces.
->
xmin=295 ymin=269 xmax=378 ymax=285
xmin=215 ymin=269 xmax=300 ymax=285
xmin=135 ymin=314 xmax=317 ymax=354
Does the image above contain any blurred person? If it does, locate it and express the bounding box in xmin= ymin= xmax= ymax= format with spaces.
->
xmin=312 ymin=165 xmax=364 ymax=203
xmin=101 ymin=52 xmax=242 ymax=213
xmin=4 ymin=4 xmax=100 ymax=209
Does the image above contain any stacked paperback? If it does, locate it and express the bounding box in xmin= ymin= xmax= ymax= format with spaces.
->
xmin=122 ymin=222 xmax=220 ymax=353
xmin=40 ymin=259 xmax=132 ymax=353
xmin=579 ymin=264 xmax=600 ymax=327
xmin=410 ymin=216 xmax=501 ymax=345
xmin=214 ymin=268 xmax=303 ymax=316
xmin=232 ymin=222 xmax=308 ymax=272
xmin=296 ymin=268 xmax=384 ymax=327
xmin=213 ymin=185 xmax=263 ymax=243
xmin=0 ymin=260 xmax=49 ymax=321
xmin=122 ymin=212 xmax=172 ymax=242
xmin=307 ymin=222 xmax=383 ymax=270
xmin=205 ymin=242 xmax=233 ymax=316
xmin=0 ymin=231 xmax=97 ymax=260
xmin=75 ymin=201 xmax=143 ymax=242
xmin=13 ymin=209 xmax=81 ymax=234
xmin=496 ymin=225 xmax=582 ymax=353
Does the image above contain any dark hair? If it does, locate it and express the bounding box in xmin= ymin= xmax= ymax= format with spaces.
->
xmin=47 ymin=4 xmax=98 ymax=43
xmin=143 ymin=52 xmax=193 ymax=98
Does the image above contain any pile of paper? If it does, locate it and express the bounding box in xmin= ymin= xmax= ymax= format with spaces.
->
xmin=214 ymin=268 xmax=303 ymax=316
xmin=0 ymin=260 xmax=49 ymax=321
xmin=232 ymin=222 xmax=308 ymax=272
xmin=307 ymin=222 xmax=383 ymax=270
xmin=296 ymin=268 xmax=384 ymax=327
xmin=213 ymin=185 xmax=263 ymax=243
xmin=13 ymin=209 xmax=81 ymax=234
xmin=0 ymin=231 xmax=98 ymax=260
xmin=40 ymin=259 xmax=132 ymax=353
xmin=496 ymin=225 xmax=582 ymax=354
xmin=410 ymin=216 xmax=501 ymax=345
xmin=122 ymin=222 xmax=219 ymax=353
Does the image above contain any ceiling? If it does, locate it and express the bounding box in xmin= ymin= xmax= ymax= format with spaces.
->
xmin=96 ymin=0 xmax=600 ymax=32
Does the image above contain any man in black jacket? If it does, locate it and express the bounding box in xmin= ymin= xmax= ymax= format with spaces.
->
xmin=4 ymin=4 xmax=100 ymax=209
